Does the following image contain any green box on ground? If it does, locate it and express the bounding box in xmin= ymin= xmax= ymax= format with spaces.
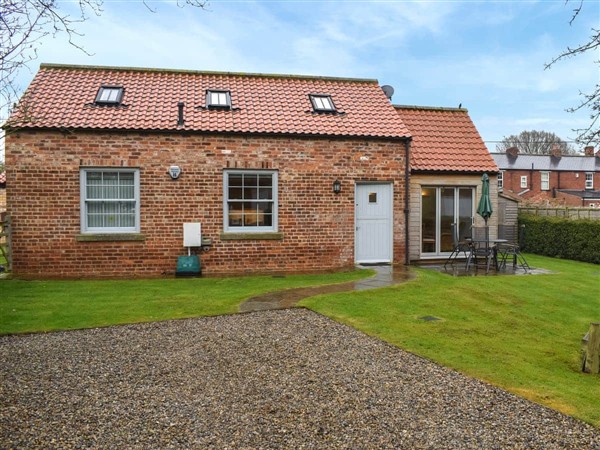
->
xmin=176 ymin=256 xmax=201 ymax=277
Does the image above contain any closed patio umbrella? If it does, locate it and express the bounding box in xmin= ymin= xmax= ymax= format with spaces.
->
xmin=477 ymin=173 xmax=493 ymax=247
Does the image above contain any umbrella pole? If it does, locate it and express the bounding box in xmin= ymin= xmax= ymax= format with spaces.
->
xmin=485 ymin=218 xmax=489 ymax=249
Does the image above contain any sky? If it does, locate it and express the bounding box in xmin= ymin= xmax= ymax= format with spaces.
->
xmin=5 ymin=0 xmax=600 ymax=156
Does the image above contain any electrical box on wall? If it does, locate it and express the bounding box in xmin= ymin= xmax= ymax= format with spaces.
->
xmin=183 ymin=223 xmax=202 ymax=248
xmin=178 ymin=223 xmax=202 ymax=277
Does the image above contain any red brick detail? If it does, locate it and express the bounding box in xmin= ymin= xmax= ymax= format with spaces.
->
xmin=6 ymin=130 xmax=407 ymax=278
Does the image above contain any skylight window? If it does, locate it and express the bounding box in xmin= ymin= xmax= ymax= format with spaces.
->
xmin=95 ymin=86 xmax=124 ymax=105
xmin=207 ymin=90 xmax=231 ymax=109
xmin=310 ymin=94 xmax=336 ymax=112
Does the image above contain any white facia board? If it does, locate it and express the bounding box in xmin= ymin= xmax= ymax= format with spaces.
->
xmin=183 ymin=223 xmax=202 ymax=247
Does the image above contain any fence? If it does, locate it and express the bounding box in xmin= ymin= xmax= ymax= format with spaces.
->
xmin=519 ymin=206 xmax=600 ymax=221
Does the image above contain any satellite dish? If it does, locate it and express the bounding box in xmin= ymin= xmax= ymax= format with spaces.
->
xmin=381 ymin=85 xmax=394 ymax=100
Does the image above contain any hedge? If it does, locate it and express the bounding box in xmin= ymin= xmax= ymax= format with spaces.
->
xmin=519 ymin=214 xmax=600 ymax=264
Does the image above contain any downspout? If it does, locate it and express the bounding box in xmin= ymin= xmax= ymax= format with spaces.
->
xmin=530 ymin=163 xmax=534 ymax=190
xmin=404 ymin=137 xmax=412 ymax=265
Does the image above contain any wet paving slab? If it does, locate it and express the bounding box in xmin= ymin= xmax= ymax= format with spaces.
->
xmin=240 ymin=265 xmax=415 ymax=313
xmin=239 ymin=261 xmax=553 ymax=313
xmin=422 ymin=262 xmax=553 ymax=277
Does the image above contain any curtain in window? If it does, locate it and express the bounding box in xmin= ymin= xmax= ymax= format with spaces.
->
xmin=86 ymin=171 xmax=136 ymax=229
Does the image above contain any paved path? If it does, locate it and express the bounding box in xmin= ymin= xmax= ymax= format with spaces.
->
xmin=1 ymin=309 xmax=598 ymax=449
xmin=241 ymin=265 xmax=414 ymax=312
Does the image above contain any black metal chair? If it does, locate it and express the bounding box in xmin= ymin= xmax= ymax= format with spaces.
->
xmin=497 ymin=224 xmax=530 ymax=273
xmin=444 ymin=222 xmax=471 ymax=269
xmin=466 ymin=226 xmax=495 ymax=273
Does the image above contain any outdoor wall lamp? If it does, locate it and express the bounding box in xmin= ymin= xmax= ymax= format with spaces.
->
xmin=333 ymin=179 xmax=341 ymax=194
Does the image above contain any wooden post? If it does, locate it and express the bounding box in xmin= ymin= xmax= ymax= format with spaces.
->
xmin=0 ymin=213 xmax=11 ymax=272
xmin=583 ymin=323 xmax=600 ymax=374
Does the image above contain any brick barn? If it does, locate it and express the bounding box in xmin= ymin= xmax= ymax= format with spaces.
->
xmin=4 ymin=64 xmax=411 ymax=278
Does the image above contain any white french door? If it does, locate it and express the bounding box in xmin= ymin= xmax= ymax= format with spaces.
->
xmin=421 ymin=187 xmax=474 ymax=256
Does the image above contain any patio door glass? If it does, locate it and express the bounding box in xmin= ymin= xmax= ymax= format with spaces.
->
xmin=421 ymin=188 xmax=437 ymax=253
xmin=440 ymin=188 xmax=455 ymax=252
xmin=421 ymin=186 xmax=474 ymax=256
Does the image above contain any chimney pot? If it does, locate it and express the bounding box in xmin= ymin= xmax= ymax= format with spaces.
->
xmin=506 ymin=146 xmax=519 ymax=158
xmin=584 ymin=146 xmax=595 ymax=157
xmin=551 ymin=143 xmax=562 ymax=159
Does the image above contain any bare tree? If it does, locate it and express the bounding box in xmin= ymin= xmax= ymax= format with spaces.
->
xmin=545 ymin=0 xmax=600 ymax=147
xmin=496 ymin=130 xmax=577 ymax=155
xmin=1 ymin=0 xmax=209 ymax=117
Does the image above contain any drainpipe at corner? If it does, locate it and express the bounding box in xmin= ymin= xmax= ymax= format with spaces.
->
xmin=404 ymin=137 xmax=412 ymax=265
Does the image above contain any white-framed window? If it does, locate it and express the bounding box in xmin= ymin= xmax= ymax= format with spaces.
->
xmin=541 ymin=171 xmax=550 ymax=191
xmin=520 ymin=175 xmax=528 ymax=189
xmin=585 ymin=172 xmax=594 ymax=189
xmin=498 ymin=171 xmax=503 ymax=191
xmin=207 ymin=90 xmax=231 ymax=109
xmin=95 ymin=86 xmax=124 ymax=105
xmin=223 ymin=170 xmax=278 ymax=232
xmin=80 ymin=168 xmax=140 ymax=233
xmin=309 ymin=94 xmax=336 ymax=112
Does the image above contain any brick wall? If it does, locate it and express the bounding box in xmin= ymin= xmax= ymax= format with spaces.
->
xmin=554 ymin=191 xmax=600 ymax=208
xmin=6 ymin=130 xmax=407 ymax=278
xmin=501 ymin=169 xmax=600 ymax=203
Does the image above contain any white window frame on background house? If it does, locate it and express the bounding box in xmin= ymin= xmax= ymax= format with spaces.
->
xmin=520 ymin=175 xmax=528 ymax=189
xmin=541 ymin=171 xmax=550 ymax=191
xmin=586 ymin=172 xmax=594 ymax=189
xmin=223 ymin=170 xmax=278 ymax=233
xmin=498 ymin=171 xmax=504 ymax=192
xmin=80 ymin=168 xmax=140 ymax=233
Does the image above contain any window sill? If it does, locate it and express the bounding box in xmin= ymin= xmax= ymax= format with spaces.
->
xmin=220 ymin=232 xmax=284 ymax=241
xmin=76 ymin=233 xmax=146 ymax=242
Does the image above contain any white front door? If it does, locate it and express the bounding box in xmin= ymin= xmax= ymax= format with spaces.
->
xmin=355 ymin=183 xmax=393 ymax=263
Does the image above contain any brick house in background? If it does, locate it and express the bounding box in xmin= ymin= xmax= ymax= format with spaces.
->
xmin=394 ymin=106 xmax=499 ymax=262
xmin=493 ymin=146 xmax=600 ymax=208
xmin=4 ymin=64 xmax=411 ymax=278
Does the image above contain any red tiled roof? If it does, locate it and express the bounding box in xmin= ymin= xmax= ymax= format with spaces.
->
xmin=7 ymin=64 xmax=410 ymax=140
xmin=394 ymin=106 xmax=498 ymax=173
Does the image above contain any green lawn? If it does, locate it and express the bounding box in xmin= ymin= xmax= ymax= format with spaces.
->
xmin=0 ymin=269 xmax=372 ymax=334
xmin=2 ymin=255 xmax=599 ymax=428
xmin=299 ymin=254 xmax=600 ymax=428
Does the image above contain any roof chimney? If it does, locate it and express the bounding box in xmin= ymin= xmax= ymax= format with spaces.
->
xmin=551 ymin=143 xmax=562 ymax=159
xmin=177 ymin=102 xmax=185 ymax=126
xmin=506 ymin=146 xmax=519 ymax=158
xmin=584 ymin=146 xmax=595 ymax=157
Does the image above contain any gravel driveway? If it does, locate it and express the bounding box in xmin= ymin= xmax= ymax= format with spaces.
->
xmin=1 ymin=309 xmax=599 ymax=449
